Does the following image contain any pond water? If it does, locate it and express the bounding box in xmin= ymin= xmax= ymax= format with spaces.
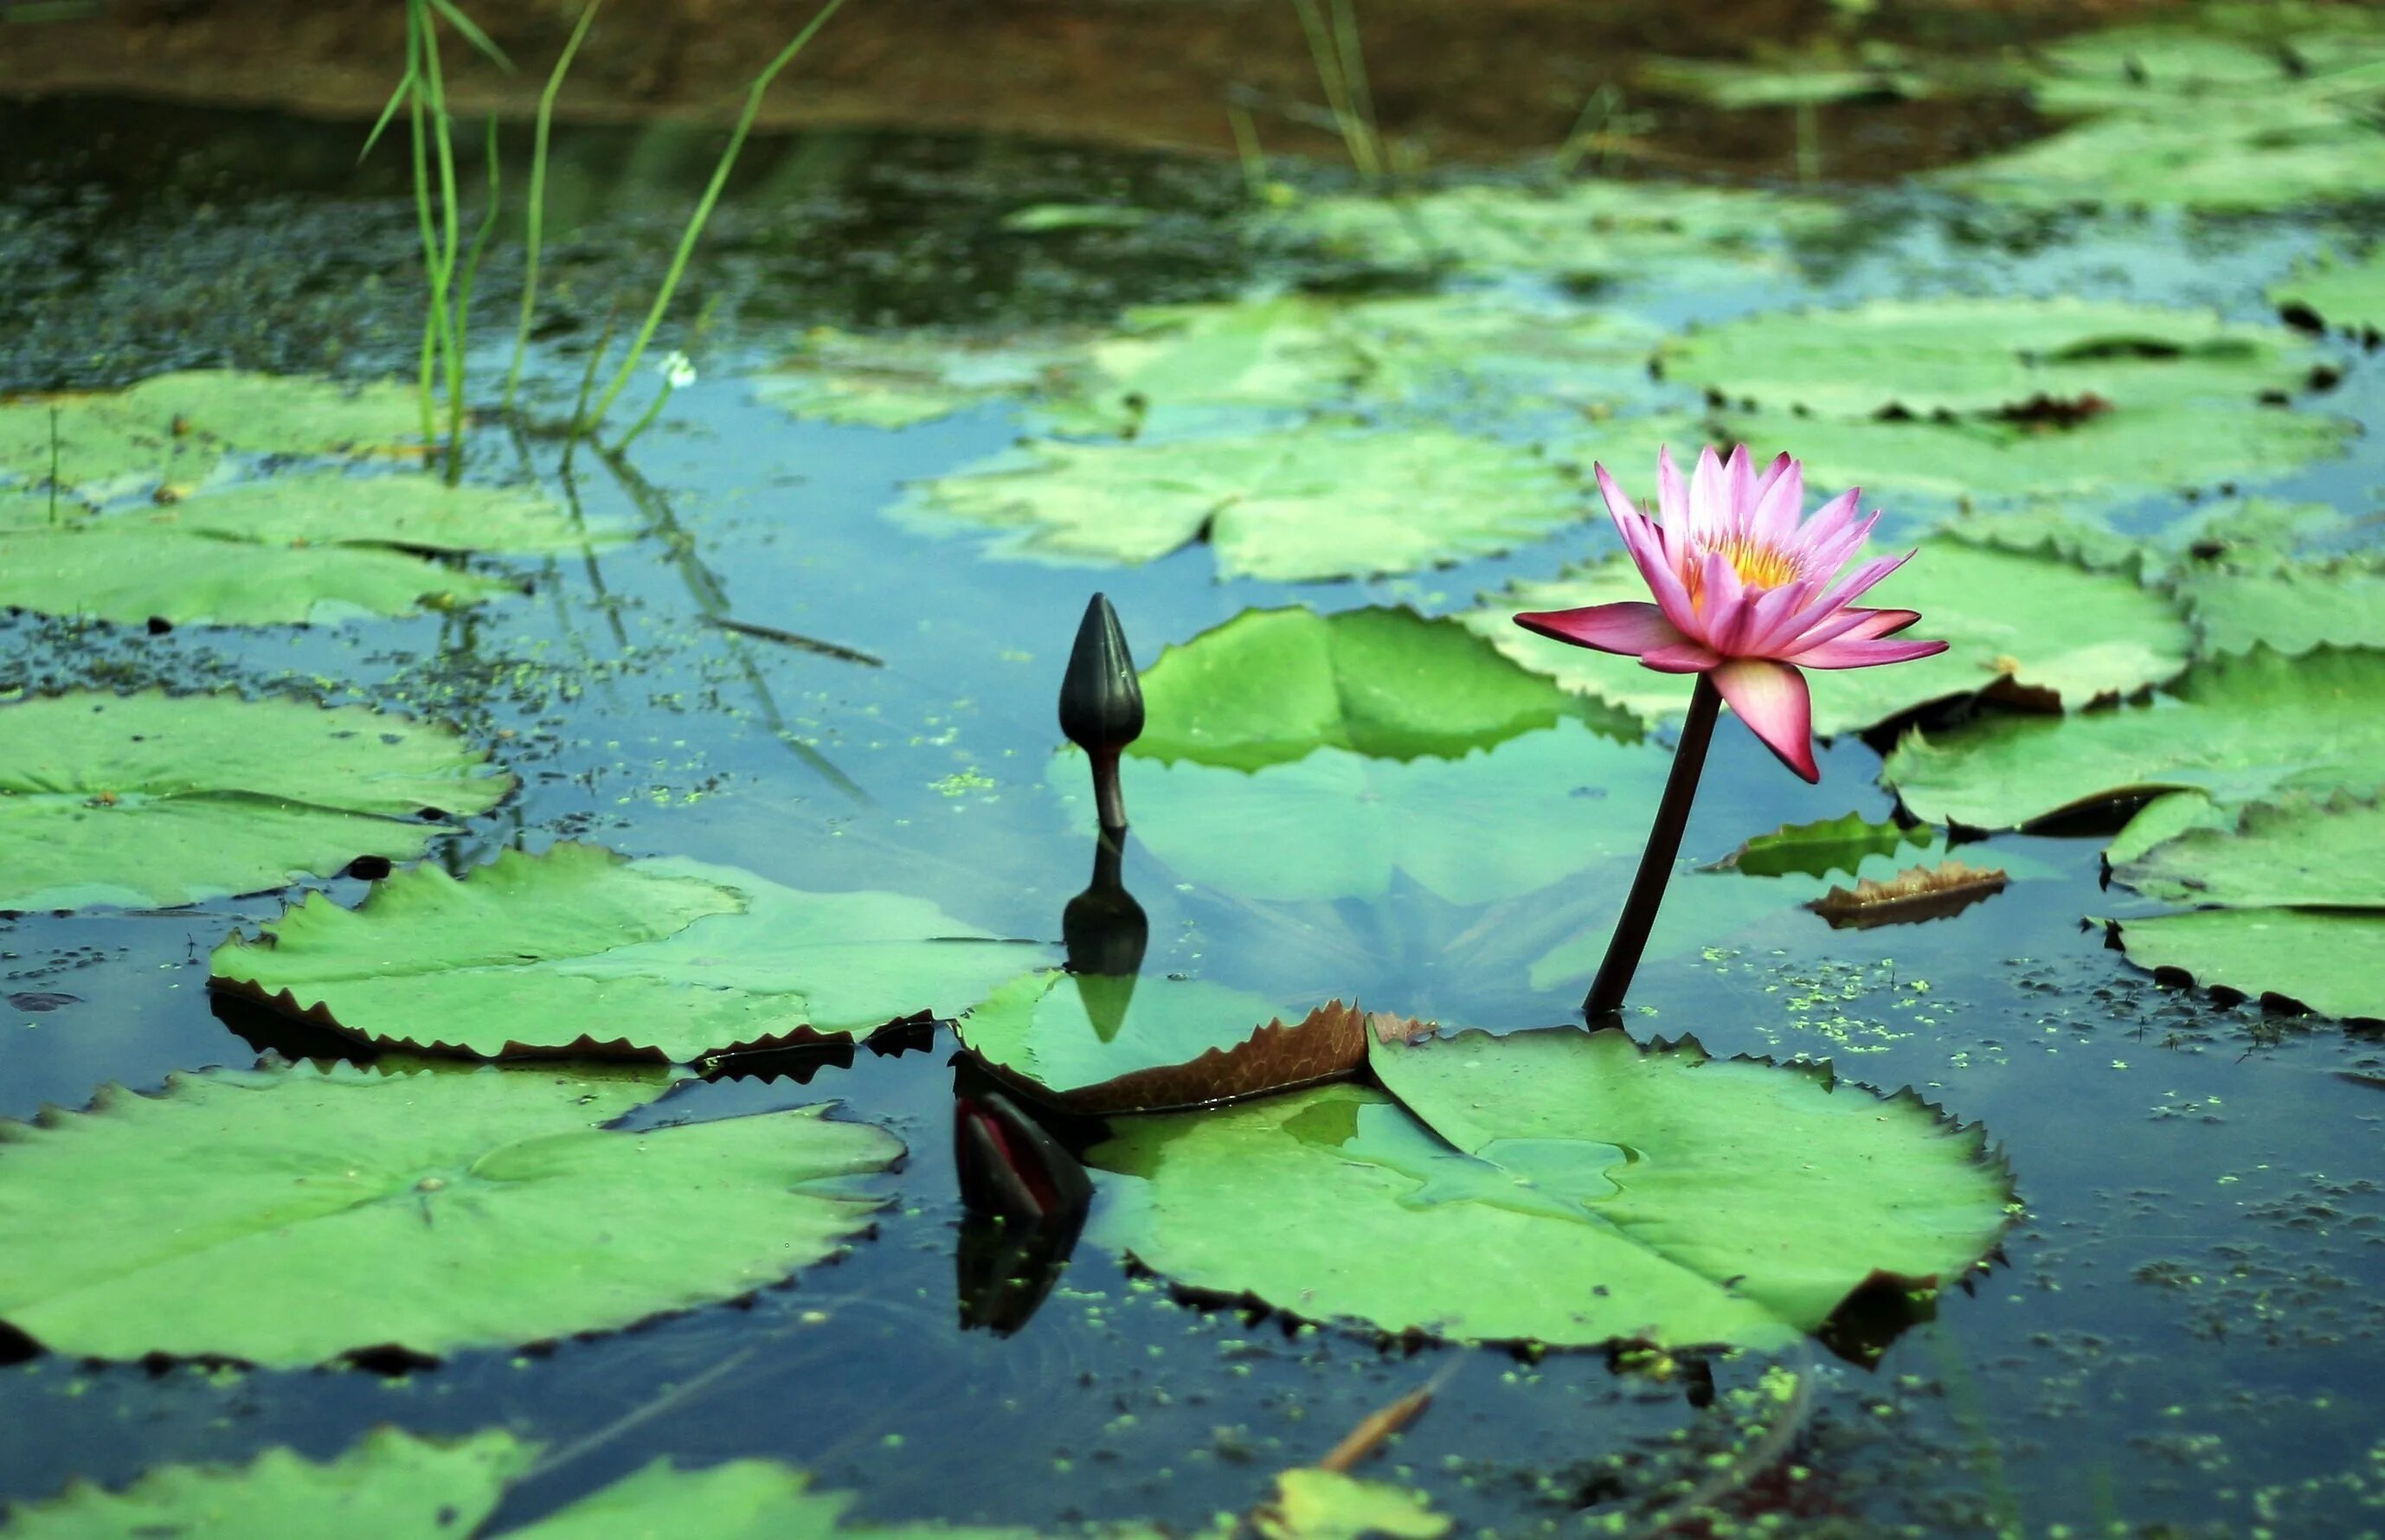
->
xmin=3 ymin=15 xmax=2385 ymax=1538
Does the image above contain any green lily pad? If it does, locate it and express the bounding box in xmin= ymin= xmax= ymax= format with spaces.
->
xmin=209 ymin=843 xmax=1056 ymax=1062
xmin=0 ymin=1061 xmax=899 ymax=1366
xmin=897 ymin=427 xmax=1586 ymax=582
xmin=755 ymin=327 xmax=1080 ymax=429
xmin=2115 ymin=792 xmax=2385 ymax=908
xmin=0 ymin=1428 xmax=534 ymax=1540
xmin=1134 ymin=606 xmax=1606 ymax=773
xmin=1468 ymin=539 xmax=2189 ymax=735
xmin=1090 ymin=1027 xmax=2009 ymax=1351
xmin=1258 ymin=180 xmax=1838 ymax=282
xmin=1940 ymin=499 xmax=2353 ymax=584
xmin=1882 ymin=646 xmax=2385 ymax=831
xmin=1716 ymin=812 xmax=1929 ymax=880
xmin=2177 ymin=561 xmax=2385 ymax=659
xmin=1663 ymin=299 xmax=2319 ymax=418
xmin=1636 ymin=53 xmax=1941 ymax=108
xmin=1714 ymin=403 xmax=2351 ymax=507
xmin=0 ymin=690 xmax=512 ymax=913
xmin=956 ymin=971 xmax=1366 ymax=1114
xmin=1066 ymin=721 xmax=1667 ymax=907
xmin=0 ymin=394 xmax=222 ymax=499
xmin=2105 ymin=908 xmax=2385 ymax=1025
xmin=1261 ymin=1470 xmax=1450 ymax=1540
xmin=2270 ymin=245 xmax=2385 ymax=333
xmin=114 ymin=370 xmax=423 ymax=456
xmin=0 ymin=524 xmax=518 ymax=627
xmin=2021 ymin=12 xmax=2385 ymax=115
xmin=2105 ymin=788 xmax=2235 ymax=868
xmin=1938 ymin=95 xmax=2385 ymax=212
xmin=158 ymin=472 xmax=618 ymax=554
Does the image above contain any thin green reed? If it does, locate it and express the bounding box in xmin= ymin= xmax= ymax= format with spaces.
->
xmin=416 ymin=6 xmax=468 ymax=462
xmin=580 ymin=0 xmax=851 ymax=435
xmin=454 ymin=116 xmax=504 ymax=370
xmin=1289 ymin=0 xmax=1379 ymax=182
xmin=505 ymin=0 xmax=603 ymax=413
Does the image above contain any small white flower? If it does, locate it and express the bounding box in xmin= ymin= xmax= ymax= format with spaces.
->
xmin=659 ymin=350 xmax=698 ymax=390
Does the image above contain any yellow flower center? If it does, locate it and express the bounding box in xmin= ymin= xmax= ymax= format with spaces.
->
xmin=1684 ymin=536 xmax=1801 ymax=610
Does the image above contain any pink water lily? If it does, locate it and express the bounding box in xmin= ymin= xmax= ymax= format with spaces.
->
xmin=1514 ymin=445 xmax=1948 ymax=782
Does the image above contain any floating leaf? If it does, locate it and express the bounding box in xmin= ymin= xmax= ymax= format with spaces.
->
xmin=956 ymin=972 xmax=1366 ymax=1113
xmin=1090 ymin=1027 xmax=2009 ymax=1351
xmin=2176 ymin=561 xmax=2385 ymax=660
xmin=1716 ymin=812 xmax=1927 ymax=880
xmin=898 ymin=427 xmax=1587 ymax=582
xmin=2105 ymin=908 xmax=2385 ymax=1026
xmin=755 ymin=328 xmax=1080 ymax=429
xmin=0 ymin=1428 xmax=532 ymax=1540
xmin=1064 ymin=721 xmax=1667 ymax=907
xmin=159 ymin=472 xmax=619 ymax=554
xmin=2105 ymin=789 xmax=2233 ymax=867
xmin=0 ymin=690 xmax=511 ymax=913
xmin=1807 ymin=859 xmax=2009 ymax=929
xmin=1636 ymin=52 xmax=1942 ymax=108
xmin=1462 ymin=556 xmax=1701 ymax=727
xmin=0 ymin=394 xmax=222 ymax=499
xmin=0 ymin=1062 xmax=899 ymax=1365
xmin=1469 ymin=539 xmax=2191 ymax=735
xmin=2019 ymin=15 xmax=2385 ymax=115
xmin=113 ymin=370 xmax=422 ymax=456
xmin=0 ymin=524 xmax=517 ymax=627
xmin=1938 ymin=95 xmax=2385 ymax=212
xmin=1882 ymin=646 xmax=2385 ymax=831
xmin=209 ymin=844 xmax=1055 ymax=1062
xmin=1259 ymin=181 xmax=1838 ymax=282
xmin=1258 ymin=1471 xmax=1450 ymax=1540
xmin=2114 ymin=792 xmax=2385 ymax=908
xmin=1715 ymin=403 xmax=2350 ymax=507
xmin=1134 ymin=606 xmax=1604 ymax=773
xmin=1665 ymin=298 xmax=2318 ymax=419
xmin=2270 ymin=245 xmax=2385 ymax=335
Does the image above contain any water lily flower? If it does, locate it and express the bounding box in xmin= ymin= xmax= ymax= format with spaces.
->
xmin=659 ymin=350 xmax=698 ymax=390
xmin=1514 ymin=445 xmax=1946 ymax=782
xmin=1518 ymin=444 xmax=1948 ymax=1021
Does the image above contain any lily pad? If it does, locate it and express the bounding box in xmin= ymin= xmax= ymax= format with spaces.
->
xmin=956 ymin=971 xmax=1367 ymax=1114
xmin=2021 ymin=14 xmax=2385 ymax=115
xmin=1090 ymin=1027 xmax=2009 ymax=1351
xmin=1259 ymin=180 xmax=1838 ymax=283
xmin=1133 ymin=606 xmax=1605 ymax=773
xmin=1938 ymin=95 xmax=2385 ymax=212
xmin=1064 ymin=721 xmax=1667 ymax=907
xmin=115 ymin=370 xmax=422 ymax=455
xmin=1260 ymin=1471 xmax=1450 ymax=1540
xmin=2270 ymin=246 xmax=2385 ymax=334
xmin=2177 ymin=561 xmax=2385 ymax=659
xmin=2115 ymin=792 xmax=2385 ymax=909
xmin=2105 ymin=908 xmax=2385 ymax=1025
xmin=0 ymin=1061 xmax=899 ymax=1365
xmin=1663 ymin=299 xmax=2320 ymax=418
xmin=756 ymin=327 xmax=1081 ymax=429
xmin=209 ymin=843 xmax=1056 ymax=1062
xmin=160 ymin=472 xmax=617 ymax=554
xmin=0 ymin=524 xmax=518 ymax=627
xmin=0 ymin=394 xmax=222 ymax=499
xmin=1715 ymin=812 xmax=1928 ymax=880
xmin=1882 ymin=646 xmax=2385 ymax=831
xmin=1461 ymin=556 xmax=1703 ymax=727
xmin=0 ymin=690 xmax=511 ymax=913
xmin=898 ymin=427 xmax=1586 ymax=582
xmin=1715 ymin=403 xmax=2350 ymax=507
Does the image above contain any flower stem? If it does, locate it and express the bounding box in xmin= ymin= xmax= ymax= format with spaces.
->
xmin=1584 ymin=672 xmax=1722 ymax=1022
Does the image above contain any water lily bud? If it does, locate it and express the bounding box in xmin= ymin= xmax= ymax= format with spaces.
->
xmin=1059 ymin=593 xmax=1141 ymax=830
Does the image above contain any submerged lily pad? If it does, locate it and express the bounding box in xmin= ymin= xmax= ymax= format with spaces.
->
xmin=2106 ymin=908 xmax=2385 ymax=1026
xmin=1068 ymin=721 xmax=1667 ymax=908
xmin=1882 ymin=646 xmax=2385 ymax=831
xmin=161 ymin=472 xmax=616 ymax=554
xmin=0 ymin=690 xmax=511 ymax=913
xmin=2271 ymin=246 xmax=2385 ymax=334
xmin=957 ymin=972 xmax=1366 ymax=1113
xmin=209 ymin=843 xmax=1055 ymax=1062
xmin=0 ymin=1062 xmax=899 ymax=1365
xmin=1716 ymin=403 xmax=2350 ymax=507
xmin=1259 ymin=180 xmax=1837 ymax=283
xmin=1664 ymin=298 xmax=2319 ymax=418
xmin=1134 ymin=606 xmax=1604 ymax=772
xmin=898 ymin=427 xmax=1585 ymax=582
xmin=756 ymin=327 xmax=1081 ymax=429
xmin=1090 ymin=1027 xmax=2009 ymax=1351
xmin=1716 ymin=812 xmax=1929 ymax=880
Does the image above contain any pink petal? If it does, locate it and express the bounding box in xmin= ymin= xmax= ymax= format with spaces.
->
xmin=1786 ymin=635 xmax=1952 ymax=670
xmin=1710 ymin=658 xmax=1819 ymax=782
xmin=1806 ymin=546 xmax=1912 ymax=623
xmin=1750 ymin=456 xmax=1803 ymax=546
xmin=1615 ymin=506 xmax=1703 ymax=638
xmin=1738 ymin=580 xmax=1814 ymax=657
xmin=1752 ymin=451 xmax=1793 ymax=503
xmin=1793 ymin=487 xmax=1862 ymax=555
xmin=1842 ymin=607 xmax=1921 ymax=639
xmin=1724 ymin=445 xmax=1758 ymax=536
xmin=1641 ymin=641 xmax=1722 ymax=673
xmin=1593 ymin=461 xmax=1642 ymax=525
xmin=1689 ymin=445 xmax=1729 ymax=542
xmin=1513 ymin=601 xmax=1686 ymax=657
xmin=1802 ymin=510 xmax=1879 ymax=584
xmin=1656 ymin=446 xmax=1692 ymax=531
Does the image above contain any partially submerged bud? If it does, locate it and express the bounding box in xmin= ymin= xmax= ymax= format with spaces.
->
xmin=1064 ymin=829 xmax=1148 ymax=979
xmin=1059 ymin=592 xmax=1142 ymax=831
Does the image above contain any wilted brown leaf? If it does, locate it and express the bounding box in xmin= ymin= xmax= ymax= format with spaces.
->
xmin=1807 ymin=859 xmax=2008 ymax=929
